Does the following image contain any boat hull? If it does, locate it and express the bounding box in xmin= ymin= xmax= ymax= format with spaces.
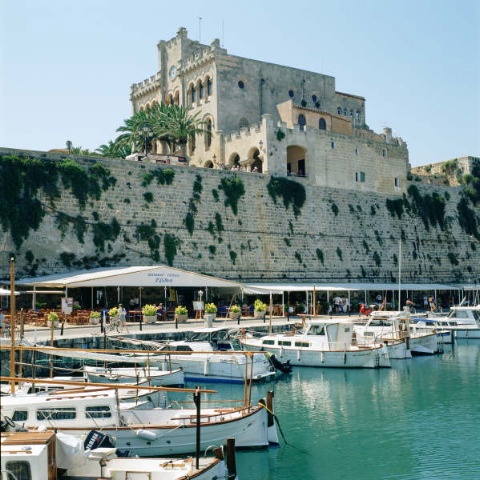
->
xmin=46 ymin=406 xmax=272 ymax=456
xmin=242 ymin=343 xmax=390 ymax=368
xmin=454 ymin=328 xmax=480 ymax=339
xmin=159 ymin=354 xmax=275 ymax=384
xmin=407 ymin=333 xmax=440 ymax=355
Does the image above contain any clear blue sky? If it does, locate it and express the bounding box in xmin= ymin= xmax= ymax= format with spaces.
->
xmin=1 ymin=0 xmax=479 ymax=166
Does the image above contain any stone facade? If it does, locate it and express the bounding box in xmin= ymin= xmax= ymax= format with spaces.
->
xmin=1 ymin=147 xmax=478 ymax=285
xmin=130 ymin=28 xmax=409 ymax=195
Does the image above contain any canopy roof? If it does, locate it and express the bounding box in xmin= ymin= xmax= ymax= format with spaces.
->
xmin=0 ymin=288 xmax=20 ymax=296
xmin=244 ymin=282 xmax=460 ymax=293
xmin=16 ymin=266 xmax=248 ymax=290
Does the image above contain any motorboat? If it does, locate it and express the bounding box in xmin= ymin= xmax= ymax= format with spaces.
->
xmin=354 ymin=311 xmax=441 ymax=356
xmin=0 ymin=429 xmax=238 ymax=480
xmin=428 ymin=305 xmax=480 ymax=339
xmin=83 ymin=365 xmax=185 ymax=387
xmin=116 ymin=336 xmax=278 ymax=384
xmin=0 ymin=383 xmax=279 ymax=456
xmin=240 ymin=319 xmax=391 ymax=368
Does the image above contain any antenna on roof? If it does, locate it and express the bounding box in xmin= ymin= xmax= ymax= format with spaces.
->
xmin=198 ymin=16 xmax=202 ymax=42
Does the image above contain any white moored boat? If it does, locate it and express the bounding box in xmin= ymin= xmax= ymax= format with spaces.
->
xmin=83 ymin=365 xmax=185 ymax=387
xmin=429 ymin=305 xmax=480 ymax=339
xmin=154 ymin=341 xmax=276 ymax=383
xmin=0 ymin=383 xmax=279 ymax=456
xmin=1 ymin=430 xmax=238 ymax=480
xmin=354 ymin=312 xmax=441 ymax=356
xmin=116 ymin=336 xmax=278 ymax=384
xmin=240 ymin=319 xmax=391 ymax=368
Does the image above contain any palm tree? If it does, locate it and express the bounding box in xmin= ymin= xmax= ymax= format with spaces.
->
xmin=115 ymin=109 xmax=154 ymax=155
xmin=114 ymin=103 xmax=207 ymax=158
xmin=95 ymin=140 xmax=131 ymax=159
xmin=156 ymin=104 xmax=207 ymax=157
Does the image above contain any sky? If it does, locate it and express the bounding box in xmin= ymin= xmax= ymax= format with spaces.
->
xmin=0 ymin=0 xmax=479 ymax=166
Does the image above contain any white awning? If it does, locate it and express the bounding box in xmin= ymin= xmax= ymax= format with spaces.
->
xmin=244 ymin=282 xmax=459 ymax=293
xmin=16 ymin=265 xmax=247 ymax=289
xmin=0 ymin=288 xmax=20 ymax=296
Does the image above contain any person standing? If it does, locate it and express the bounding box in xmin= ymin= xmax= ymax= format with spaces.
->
xmin=118 ymin=303 xmax=127 ymax=330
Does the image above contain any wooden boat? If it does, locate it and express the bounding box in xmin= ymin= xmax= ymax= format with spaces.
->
xmin=0 ymin=430 xmax=238 ymax=480
xmin=0 ymin=379 xmax=279 ymax=456
xmin=240 ymin=319 xmax=391 ymax=368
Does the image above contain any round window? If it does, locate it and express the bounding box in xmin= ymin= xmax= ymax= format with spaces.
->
xmin=238 ymin=80 xmax=245 ymax=89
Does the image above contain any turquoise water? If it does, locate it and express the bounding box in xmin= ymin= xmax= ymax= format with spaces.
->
xmin=190 ymin=341 xmax=480 ymax=480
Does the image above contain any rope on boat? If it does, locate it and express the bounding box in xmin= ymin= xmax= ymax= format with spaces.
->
xmin=258 ymin=403 xmax=288 ymax=446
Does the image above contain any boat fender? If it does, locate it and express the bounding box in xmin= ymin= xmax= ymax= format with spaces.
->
xmin=135 ymin=429 xmax=158 ymax=441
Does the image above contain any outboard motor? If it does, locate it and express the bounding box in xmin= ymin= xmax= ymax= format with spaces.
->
xmin=268 ymin=354 xmax=293 ymax=374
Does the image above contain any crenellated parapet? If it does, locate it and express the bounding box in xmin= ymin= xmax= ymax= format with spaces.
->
xmin=130 ymin=73 xmax=162 ymax=100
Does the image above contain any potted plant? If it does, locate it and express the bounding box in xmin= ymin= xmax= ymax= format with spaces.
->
xmin=229 ymin=304 xmax=241 ymax=320
xmin=254 ymin=299 xmax=267 ymax=319
xmin=89 ymin=311 xmax=101 ymax=325
xmin=108 ymin=307 xmax=119 ymax=320
xmin=204 ymin=303 xmax=217 ymax=326
xmin=142 ymin=304 xmax=158 ymax=323
xmin=175 ymin=305 xmax=188 ymax=323
xmin=47 ymin=311 xmax=59 ymax=327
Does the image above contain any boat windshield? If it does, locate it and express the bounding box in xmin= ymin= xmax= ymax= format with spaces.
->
xmin=308 ymin=325 xmax=325 ymax=336
xmin=369 ymin=319 xmax=392 ymax=327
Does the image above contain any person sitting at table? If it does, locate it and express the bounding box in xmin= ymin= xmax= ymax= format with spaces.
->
xmin=157 ymin=303 xmax=166 ymax=321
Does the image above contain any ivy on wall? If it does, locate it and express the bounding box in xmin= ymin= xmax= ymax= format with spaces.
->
xmin=136 ymin=220 xmax=161 ymax=261
xmin=267 ymin=177 xmax=306 ymax=217
xmin=164 ymin=233 xmax=179 ymax=266
xmin=219 ymin=176 xmax=245 ymax=215
xmin=184 ymin=175 xmax=203 ymax=235
xmin=0 ymin=154 xmax=116 ymax=248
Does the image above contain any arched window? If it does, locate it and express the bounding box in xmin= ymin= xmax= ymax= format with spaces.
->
xmin=239 ymin=117 xmax=249 ymax=129
xmin=199 ymin=82 xmax=204 ymax=99
xmin=337 ymin=107 xmax=342 ymax=115
xmin=312 ymin=94 xmax=317 ymax=103
xmin=343 ymin=108 xmax=347 ymax=116
xmin=288 ymin=89 xmax=295 ymax=98
xmin=174 ymin=91 xmax=180 ymax=105
xmin=205 ymin=119 xmax=213 ymax=149
xmin=298 ymin=114 xmax=306 ymax=131
xmin=319 ymin=118 xmax=327 ymax=130
xmin=207 ymin=77 xmax=213 ymax=96
xmin=191 ymin=85 xmax=196 ymax=104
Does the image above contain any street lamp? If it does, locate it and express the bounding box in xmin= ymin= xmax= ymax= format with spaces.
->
xmin=142 ymin=127 xmax=150 ymax=157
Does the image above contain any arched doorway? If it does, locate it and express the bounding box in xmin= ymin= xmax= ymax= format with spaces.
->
xmin=250 ymin=148 xmax=263 ymax=173
xmin=286 ymin=145 xmax=307 ymax=176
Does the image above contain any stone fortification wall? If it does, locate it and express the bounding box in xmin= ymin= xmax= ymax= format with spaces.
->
xmin=1 ymin=147 xmax=479 ymax=284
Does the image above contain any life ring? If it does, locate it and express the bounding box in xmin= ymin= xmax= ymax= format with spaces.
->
xmin=3 ymin=416 xmax=15 ymax=428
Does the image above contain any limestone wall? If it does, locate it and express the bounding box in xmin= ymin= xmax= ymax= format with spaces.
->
xmin=1 ymin=147 xmax=479 ymax=285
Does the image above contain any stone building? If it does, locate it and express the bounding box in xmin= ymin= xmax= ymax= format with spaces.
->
xmin=130 ymin=27 xmax=409 ymax=195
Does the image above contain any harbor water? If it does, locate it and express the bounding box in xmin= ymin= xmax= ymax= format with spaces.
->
xmin=187 ymin=340 xmax=479 ymax=480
